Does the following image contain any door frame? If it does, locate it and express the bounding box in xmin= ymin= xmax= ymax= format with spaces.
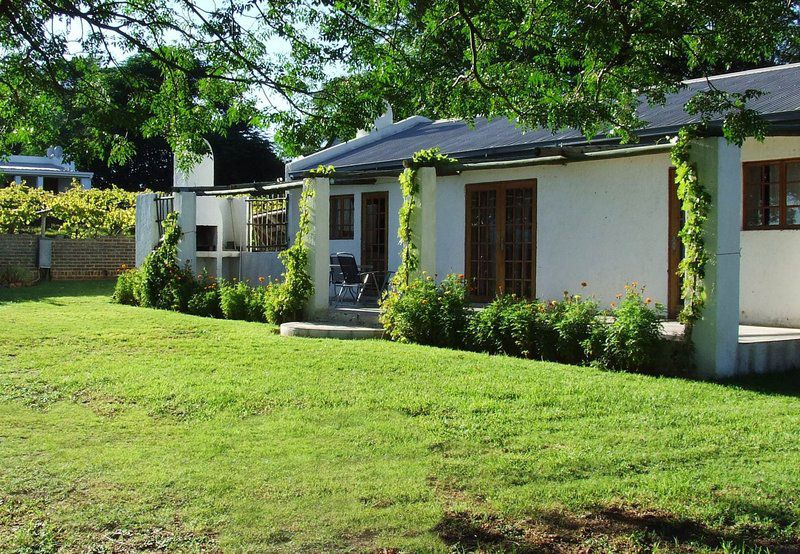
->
xmin=360 ymin=191 xmax=389 ymax=275
xmin=464 ymin=179 xmax=537 ymax=301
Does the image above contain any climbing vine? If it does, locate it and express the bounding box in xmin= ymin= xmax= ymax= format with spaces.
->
xmin=394 ymin=148 xmax=457 ymax=287
xmin=267 ymin=164 xmax=334 ymax=321
xmin=670 ymin=126 xmax=711 ymax=332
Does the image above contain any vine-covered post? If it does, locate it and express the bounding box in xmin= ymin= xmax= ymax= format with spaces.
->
xmin=304 ymin=173 xmax=330 ymax=317
xmin=416 ymin=166 xmax=438 ymax=276
xmin=173 ymin=191 xmax=197 ymax=273
xmin=686 ymin=137 xmax=743 ymax=377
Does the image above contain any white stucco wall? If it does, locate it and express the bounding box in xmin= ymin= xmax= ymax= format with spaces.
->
xmin=739 ymin=136 xmax=800 ymax=326
xmin=326 ymin=179 xmax=403 ymax=272
xmin=436 ymin=153 xmax=673 ymax=306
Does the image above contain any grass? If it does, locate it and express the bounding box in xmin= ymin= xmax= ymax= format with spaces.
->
xmin=1 ymin=281 xmax=799 ymax=553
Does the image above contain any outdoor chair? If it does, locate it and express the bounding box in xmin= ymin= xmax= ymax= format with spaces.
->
xmin=331 ymin=253 xmax=381 ymax=306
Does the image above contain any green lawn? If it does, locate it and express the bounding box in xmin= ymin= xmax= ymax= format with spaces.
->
xmin=1 ymin=281 xmax=799 ymax=553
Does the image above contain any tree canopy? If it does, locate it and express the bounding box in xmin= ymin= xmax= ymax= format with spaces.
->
xmin=1 ymin=0 xmax=798 ymax=165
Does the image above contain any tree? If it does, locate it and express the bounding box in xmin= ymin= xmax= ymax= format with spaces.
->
xmin=1 ymin=0 xmax=798 ymax=163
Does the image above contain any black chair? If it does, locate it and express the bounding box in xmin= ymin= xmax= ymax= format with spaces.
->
xmin=332 ymin=253 xmax=380 ymax=306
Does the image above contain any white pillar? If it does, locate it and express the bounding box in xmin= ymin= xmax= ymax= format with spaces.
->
xmin=13 ymin=175 xmax=22 ymax=184
xmin=690 ymin=137 xmax=742 ymax=378
xmin=305 ymin=177 xmax=330 ymax=318
xmin=35 ymin=176 xmax=44 ymax=189
xmin=135 ymin=193 xmax=159 ymax=267
xmin=174 ymin=191 xmax=197 ymax=274
xmin=80 ymin=177 xmax=91 ymax=189
xmin=416 ymin=166 xmax=438 ymax=277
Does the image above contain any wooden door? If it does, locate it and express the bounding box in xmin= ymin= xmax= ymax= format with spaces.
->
xmin=361 ymin=192 xmax=389 ymax=289
xmin=466 ymin=180 xmax=536 ymax=300
xmin=667 ymin=168 xmax=684 ymax=319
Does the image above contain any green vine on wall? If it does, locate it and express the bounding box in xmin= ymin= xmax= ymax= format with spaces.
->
xmin=670 ymin=126 xmax=711 ymax=332
xmin=394 ymin=148 xmax=457 ymax=287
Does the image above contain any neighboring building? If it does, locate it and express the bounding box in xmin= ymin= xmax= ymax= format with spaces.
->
xmin=0 ymin=147 xmax=93 ymax=191
xmin=136 ymin=62 xmax=800 ymax=377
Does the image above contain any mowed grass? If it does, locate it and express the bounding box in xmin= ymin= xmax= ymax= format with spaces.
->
xmin=1 ymin=281 xmax=799 ymax=553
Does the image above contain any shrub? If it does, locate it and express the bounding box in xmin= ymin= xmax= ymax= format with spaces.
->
xmin=219 ymin=280 xmax=267 ymax=322
xmin=468 ymin=295 xmax=542 ymax=358
xmin=380 ymin=274 xmax=470 ymax=348
xmin=188 ymin=288 xmax=223 ymax=318
xmin=544 ymin=292 xmax=603 ymax=364
xmin=0 ymin=182 xmax=50 ymax=233
xmin=0 ymin=265 xmax=32 ymax=286
xmin=139 ymin=212 xmax=182 ymax=310
xmin=112 ymin=266 xmax=141 ymax=305
xmin=600 ymin=285 xmax=665 ymax=372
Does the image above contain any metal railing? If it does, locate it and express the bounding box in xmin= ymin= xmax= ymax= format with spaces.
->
xmin=246 ymin=194 xmax=288 ymax=252
xmin=154 ymin=194 xmax=174 ymax=237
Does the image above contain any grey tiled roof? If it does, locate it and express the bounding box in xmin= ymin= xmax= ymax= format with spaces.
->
xmin=288 ymin=63 xmax=800 ymax=176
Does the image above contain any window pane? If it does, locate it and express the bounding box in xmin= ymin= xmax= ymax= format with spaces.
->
xmin=763 ymin=164 xmax=780 ymax=184
xmin=788 ymin=162 xmax=800 ymax=183
xmin=787 ymin=180 xmax=800 ymax=207
xmin=764 ymin=207 xmax=780 ymax=226
xmin=788 ymin=207 xmax=800 ymax=226
xmin=765 ymin=183 xmax=780 ymax=206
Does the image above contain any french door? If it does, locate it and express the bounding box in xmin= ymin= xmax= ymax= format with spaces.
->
xmin=361 ymin=192 xmax=389 ymax=291
xmin=465 ymin=180 xmax=537 ymax=300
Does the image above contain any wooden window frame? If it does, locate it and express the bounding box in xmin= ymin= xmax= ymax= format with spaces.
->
xmin=330 ymin=194 xmax=355 ymax=240
xmin=464 ymin=179 xmax=537 ymax=301
xmin=742 ymin=157 xmax=800 ymax=231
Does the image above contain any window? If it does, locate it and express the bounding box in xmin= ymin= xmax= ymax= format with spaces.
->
xmin=743 ymin=159 xmax=800 ymax=230
xmin=330 ymin=194 xmax=355 ymax=239
xmin=247 ymin=194 xmax=288 ymax=251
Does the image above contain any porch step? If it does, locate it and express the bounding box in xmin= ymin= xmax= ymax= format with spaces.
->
xmin=324 ymin=306 xmax=382 ymax=327
xmin=280 ymin=321 xmax=385 ymax=340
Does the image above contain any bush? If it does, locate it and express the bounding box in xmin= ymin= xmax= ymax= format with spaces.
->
xmin=0 ymin=182 xmax=50 ymax=233
xmin=0 ymin=181 xmax=136 ymax=237
xmin=188 ymin=289 xmax=223 ymax=318
xmin=600 ymin=285 xmax=665 ymax=372
xmin=138 ymin=212 xmax=185 ymax=310
xmin=219 ymin=280 xmax=267 ymax=322
xmin=468 ymin=295 xmax=542 ymax=358
xmin=380 ymin=274 xmax=470 ymax=348
xmin=544 ymin=292 xmax=603 ymax=364
xmin=112 ymin=266 xmax=141 ymax=305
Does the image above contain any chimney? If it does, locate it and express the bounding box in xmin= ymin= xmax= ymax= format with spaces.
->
xmin=356 ymin=104 xmax=393 ymax=138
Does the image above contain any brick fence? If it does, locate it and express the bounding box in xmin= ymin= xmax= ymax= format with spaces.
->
xmin=0 ymin=234 xmax=135 ymax=281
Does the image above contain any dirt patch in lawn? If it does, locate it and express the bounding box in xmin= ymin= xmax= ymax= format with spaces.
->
xmin=434 ymin=506 xmax=800 ymax=553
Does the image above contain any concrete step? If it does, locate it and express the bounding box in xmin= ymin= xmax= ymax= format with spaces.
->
xmin=324 ymin=305 xmax=381 ymax=327
xmin=280 ymin=321 xmax=385 ymax=340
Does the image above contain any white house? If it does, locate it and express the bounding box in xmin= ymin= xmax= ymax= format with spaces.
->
xmin=0 ymin=147 xmax=93 ymax=191
xmin=137 ymin=63 xmax=800 ymax=377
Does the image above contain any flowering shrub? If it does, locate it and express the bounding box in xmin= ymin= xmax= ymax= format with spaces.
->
xmin=599 ymin=284 xmax=665 ymax=372
xmin=380 ymin=274 xmax=470 ymax=348
xmin=187 ymin=272 xmax=222 ymax=318
xmin=0 ymin=181 xmax=136 ymax=236
xmin=544 ymin=292 xmax=604 ymax=364
xmin=468 ymin=295 xmax=542 ymax=358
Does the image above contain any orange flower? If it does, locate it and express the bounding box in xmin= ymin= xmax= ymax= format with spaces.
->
xmin=616 ymin=293 xmax=622 ymax=299
xmin=610 ymin=302 xmax=617 ymax=309
xmin=458 ymin=274 xmax=465 ymax=280
xmin=258 ymin=276 xmax=265 ymax=283
xmin=580 ymin=281 xmax=588 ymax=288
xmin=645 ymin=297 xmax=652 ymax=304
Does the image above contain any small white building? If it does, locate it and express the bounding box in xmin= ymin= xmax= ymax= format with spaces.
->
xmin=1 ymin=147 xmax=93 ymax=191
xmin=136 ymin=63 xmax=800 ymax=377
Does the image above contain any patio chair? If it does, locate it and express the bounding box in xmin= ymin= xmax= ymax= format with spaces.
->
xmin=332 ymin=253 xmax=381 ymax=306
xmin=330 ymin=254 xmax=345 ymax=298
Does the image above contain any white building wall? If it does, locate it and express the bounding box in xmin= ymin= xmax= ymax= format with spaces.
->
xmin=326 ymin=178 xmax=402 ymax=272
xmin=739 ymin=136 xmax=800 ymax=326
xmin=436 ymin=153 xmax=673 ymax=307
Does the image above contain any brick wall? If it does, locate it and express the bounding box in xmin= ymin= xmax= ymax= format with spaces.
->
xmin=0 ymin=234 xmax=38 ymax=281
xmin=0 ymin=234 xmax=135 ymax=281
xmin=50 ymin=236 xmax=135 ymax=280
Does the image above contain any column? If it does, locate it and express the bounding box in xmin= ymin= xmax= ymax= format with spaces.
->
xmin=305 ymin=177 xmax=330 ymax=317
xmin=35 ymin=176 xmax=44 ymax=189
xmin=690 ymin=137 xmax=742 ymax=378
xmin=174 ymin=191 xmax=197 ymax=274
xmin=135 ymin=193 xmax=159 ymax=267
xmin=416 ymin=166 xmax=438 ymax=277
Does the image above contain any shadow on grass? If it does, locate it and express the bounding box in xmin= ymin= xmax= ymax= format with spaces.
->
xmin=721 ymin=371 xmax=800 ymax=398
xmin=0 ymin=280 xmax=116 ymax=305
xmin=436 ymin=505 xmax=800 ymax=553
